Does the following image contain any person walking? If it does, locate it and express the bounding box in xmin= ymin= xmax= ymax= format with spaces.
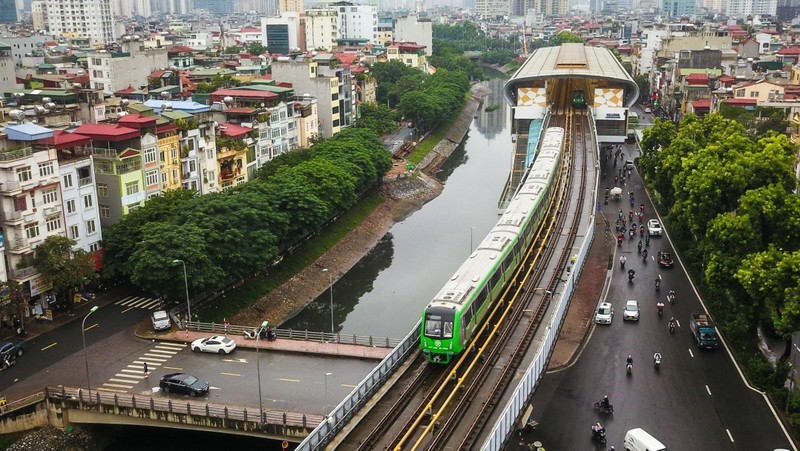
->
xmin=144 ymin=362 xmax=149 ymax=377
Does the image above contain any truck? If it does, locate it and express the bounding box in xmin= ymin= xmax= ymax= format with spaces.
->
xmin=689 ymin=313 xmax=719 ymax=349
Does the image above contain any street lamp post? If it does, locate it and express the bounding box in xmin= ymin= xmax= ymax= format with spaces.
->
xmin=321 ymin=268 xmax=334 ymax=334
xmin=324 ymin=372 xmax=332 ymax=415
xmin=256 ymin=320 xmax=268 ymax=425
xmin=172 ymin=259 xmax=191 ymax=325
xmin=470 ymin=226 xmax=477 ymax=254
xmin=81 ymin=305 xmax=99 ymax=402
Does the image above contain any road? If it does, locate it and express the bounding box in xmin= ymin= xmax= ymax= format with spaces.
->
xmin=0 ymin=298 xmax=378 ymax=416
xmin=383 ymin=122 xmax=415 ymax=154
xmin=523 ymin=150 xmax=793 ymax=450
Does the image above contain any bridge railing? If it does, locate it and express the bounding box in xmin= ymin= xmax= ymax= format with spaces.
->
xmin=180 ymin=320 xmax=402 ymax=348
xmin=0 ymin=391 xmax=44 ymax=415
xmin=295 ymin=323 xmax=420 ymax=450
xmin=44 ymin=386 xmax=324 ymax=431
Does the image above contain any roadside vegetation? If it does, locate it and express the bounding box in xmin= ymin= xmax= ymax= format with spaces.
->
xmin=639 ymin=113 xmax=800 ymax=428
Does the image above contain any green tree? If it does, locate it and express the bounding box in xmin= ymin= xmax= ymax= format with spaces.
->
xmin=33 ymin=236 xmax=97 ymax=300
xmin=0 ymin=280 xmax=27 ymax=326
xmin=247 ymin=42 xmax=266 ymax=55
xmin=355 ymin=102 xmax=399 ymax=135
xmin=551 ymin=31 xmax=584 ymax=45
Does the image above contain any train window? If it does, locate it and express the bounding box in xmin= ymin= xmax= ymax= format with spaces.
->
xmin=443 ymin=321 xmax=453 ymax=338
xmin=502 ymin=252 xmax=514 ymax=274
xmin=513 ymin=240 xmax=522 ymax=257
xmin=425 ymin=314 xmax=443 ymax=337
xmin=462 ymin=306 xmax=473 ymax=327
xmin=489 ymin=269 xmax=502 ymax=292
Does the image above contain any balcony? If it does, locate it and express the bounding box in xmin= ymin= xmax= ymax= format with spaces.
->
xmin=0 ymin=147 xmax=33 ymax=165
xmin=92 ymin=147 xmax=120 ymax=160
xmin=7 ymin=237 xmax=31 ymax=252
xmin=2 ymin=210 xmax=21 ymax=223
xmin=9 ymin=266 xmax=37 ymax=280
xmin=43 ymin=205 xmax=61 ymax=216
xmin=0 ymin=181 xmax=21 ymax=194
xmin=78 ymin=176 xmax=93 ymax=187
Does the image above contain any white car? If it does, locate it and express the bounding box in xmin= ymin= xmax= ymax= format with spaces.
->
xmin=191 ymin=335 xmax=237 ymax=354
xmin=595 ymin=302 xmax=614 ymax=325
xmin=647 ymin=219 xmax=663 ymax=236
xmin=623 ymin=300 xmax=640 ymax=321
xmin=644 ymin=107 xmax=653 ymax=114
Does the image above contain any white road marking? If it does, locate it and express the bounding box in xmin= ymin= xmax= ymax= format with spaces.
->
xmin=688 ymin=349 xmax=694 ymax=358
xmin=96 ymin=387 xmax=128 ymax=393
xmin=222 ymin=358 xmax=248 ymax=363
xmin=41 ymin=342 xmax=57 ymax=351
xmin=726 ymin=429 xmax=734 ymax=442
xmin=163 ymin=366 xmax=182 ymax=370
xmin=133 ymin=360 xmax=161 ymax=367
xmin=705 ymin=385 xmax=712 ymax=396
xmin=148 ymin=349 xmax=176 ymax=356
xmin=220 ymin=372 xmax=241 ymax=377
xmin=102 ymin=383 xmax=134 ymax=389
xmin=109 ymin=377 xmax=140 ymax=384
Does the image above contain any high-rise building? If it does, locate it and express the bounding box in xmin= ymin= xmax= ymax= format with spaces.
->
xmin=45 ymin=0 xmax=114 ymax=46
xmin=0 ymin=0 xmax=18 ymax=23
xmin=279 ymin=0 xmax=303 ymax=13
xmin=394 ymin=14 xmax=432 ymax=56
xmin=262 ymin=13 xmax=300 ymax=55
xmin=662 ymin=0 xmax=696 ymax=17
xmin=304 ymin=8 xmax=338 ymax=52
xmin=726 ymin=0 xmax=776 ymax=17
xmin=334 ymin=1 xmax=377 ymax=44
xmin=31 ymin=0 xmax=46 ymax=30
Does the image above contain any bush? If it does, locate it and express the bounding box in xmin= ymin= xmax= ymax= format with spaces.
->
xmin=747 ymin=354 xmax=777 ymax=389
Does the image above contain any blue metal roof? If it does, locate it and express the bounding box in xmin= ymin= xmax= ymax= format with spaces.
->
xmin=5 ymin=123 xmax=54 ymax=141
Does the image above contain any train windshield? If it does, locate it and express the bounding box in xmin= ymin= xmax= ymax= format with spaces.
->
xmin=424 ymin=312 xmax=454 ymax=338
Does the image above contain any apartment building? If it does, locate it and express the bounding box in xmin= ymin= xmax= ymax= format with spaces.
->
xmin=334 ymin=1 xmax=378 ymax=44
xmin=45 ymin=0 xmax=114 ymax=46
xmin=304 ymin=8 xmax=338 ymax=52
xmin=393 ymin=14 xmax=432 ymax=56
xmin=87 ymin=41 xmax=168 ymax=96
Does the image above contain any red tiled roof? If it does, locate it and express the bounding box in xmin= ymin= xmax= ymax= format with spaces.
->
xmin=73 ymin=124 xmax=139 ymax=141
xmin=115 ymin=85 xmax=137 ymax=95
xmin=219 ymin=122 xmax=252 ymax=138
xmin=778 ymin=46 xmax=800 ymax=55
xmin=276 ymin=81 xmax=292 ymax=88
xmin=225 ymin=107 xmax=256 ymax=114
xmin=686 ymin=73 xmax=709 ymax=85
xmin=168 ymin=46 xmax=194 ymax=54
xmin=119 ymin=114 xmax=157 ymax=129
xmin=335 ymin=53 xmax=359 ymax=66
xmin=119 ymin=148 xmax=140 ymax=159
xmin=38 ymin=130 xmax=91 ymax=149
xmin=724 ymin=98 xmax=758 ymax=105
xmin=692 ymin=99 xmax=712 ymax=109
xmin=718 ymin=75 xmax=735 ymax=83
xmin=239 ymin=27 xmax=261 ymax=33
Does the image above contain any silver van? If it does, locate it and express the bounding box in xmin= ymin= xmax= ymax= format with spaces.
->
xmin=624 ymin=428 xmax=666 ymax=451
xmin=151 ymin=310 xmax=171 ymax=331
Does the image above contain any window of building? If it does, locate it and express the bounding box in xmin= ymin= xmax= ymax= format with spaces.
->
xmin=333 ymin=119 xmax=340 ymax=127
xmin=172 ymin=169 xmax=178 ymax=181
xmin=97 ymin=183 xmax=108 ymax=197
xmin=24 ymin=223 xmax=39 ymax=240
xmin=144 ymin=147 xmax=157 ymax=164
xmin=63 ymin=174 xmax=73 ymax=188
xmin=145 ymin=170 xmax=159 ymax=186
xmin=69 ymin=225 xmax=79 ymax=239
xmin=170 ymin=146 xmax=177 ymax=160
xmin=46 ymin=217 xmax=61 ymax=232
xmin=89 ymin=242 xmax=100 ymax=252
xmin=92 ymin=57 xmax=101 ymax=65
xmin=332 ymin=106 xmax=339 ymax=114
xmin=83 ymin=194 xmax=93 ymax=208
xmin=66 ymin=199 xmax=76 ymax=214
xmin=13 ymin=196 xmax=26 ymax=212
xmin=86 ymin=220 xmax=96 ymax=235
xmin=100 ymin=205 xmax=110 ymax=218
xmin=125 ymin=182 xmax=139 ymax=196
xmin=749 ymin=91 xmax=758 ymax=97
xmin=42 ymin=188 xmax=58 ymax=204
xmin=16 ymin=167 xmax=31 ymax=182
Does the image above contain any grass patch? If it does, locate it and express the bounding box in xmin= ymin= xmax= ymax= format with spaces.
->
xmin=407 ymin=115 xmax=459 ymax=166
xmin=0 ymin=431 xmax=26 ymax=449
xmin=202 ymin=190 xmax=385 ymax=324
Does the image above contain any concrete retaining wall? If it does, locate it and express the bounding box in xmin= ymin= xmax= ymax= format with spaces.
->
xmin=0 ymin=402 xmax=49 ymax=434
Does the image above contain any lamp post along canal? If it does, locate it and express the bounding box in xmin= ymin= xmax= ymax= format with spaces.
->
xmin=256 ymin=320 xmax=269 ymax=424
xmin=82 ymin=305 xmax=99 ymax=401
xmin=322 ymin=268 xmax=334 ymax=334
xmin=172 ymin=259 xmax=191 ymax=324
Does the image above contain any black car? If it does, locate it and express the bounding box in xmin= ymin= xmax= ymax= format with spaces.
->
xmin=658 ymin=252 xmax=675 ymax=268
xmin=0 ymin=341 xmax=24 ymax=358
xmin=159 ymin=372 xmax=209 ymax=397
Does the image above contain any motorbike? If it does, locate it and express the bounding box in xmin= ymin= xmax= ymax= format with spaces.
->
xmin=617 ymin=234 xmax=623 ymax=246
xmin=642 ymin=249 xmax=648 ymax=261
xmin=645 ymin=234 xmax=650 ymax=246
xmin=669 ymin=322 xmax=676 ymax=334
xmin=628 ymin=269 xmax=635 ymax=283
xmin=654 ymin=353 xmax=662 ymax=369
xmin=640 ymin=225 xmax=645 ymax=236
xmin=244 ymin=327 xmax=268 ymax=340
xmin=657 ymin=302 xmax=664 ymax=317
xmin=655 ymin=278 xmax=661 ymax=291
xmin=629 ymin=228 xmax=635 ymax=239
xmin=626 ymin=362 xmax=633 ymax=374
xmin=668 ymin=291 xmax=675 ymax=304
xmin=637 ymin=241 xmax=643 ymax=254
xmin=594 ymin=401 xmax=614 ymax=414
xmin=591 ymin=424 xmax=607 ymax=444
xmin=620 ymin=257 xmax=626 ymax=270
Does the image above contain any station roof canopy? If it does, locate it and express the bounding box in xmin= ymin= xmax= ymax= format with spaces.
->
xmin=504 ymin=44 xmax=639 ymax=108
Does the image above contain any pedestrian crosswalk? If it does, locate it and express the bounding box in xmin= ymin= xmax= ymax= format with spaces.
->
xmin=114 ymin=296 xmax=163 ymax=311
xmin=96 ymin=342 xmax=186 ymax=394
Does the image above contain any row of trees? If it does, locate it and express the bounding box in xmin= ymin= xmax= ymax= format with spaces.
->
xmin=639 ymin=113 xmax=799 ymax=396
xmin=101 ymin=127 xmax=392 ymax=300
xmin=368 ymin=60 xmax=471 ymax=135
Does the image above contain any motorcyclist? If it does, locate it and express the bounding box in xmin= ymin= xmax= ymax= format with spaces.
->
xmin=642 ymin=248 xmax=648 ymax=260
xmin=655 ymin=274 xmax=662 ymax=290
xmin=628 ymin=268 xmax=635 ymax=281
xmin=656 ymin=301 xmax=664 ymax=315
xmin=617 ymin=233 xmax=623 ymax=245
xmin=669 ymin=317 xmax=676 ymax=331
xmin=601 ymin=395 xmax=610 ymax=410
xmin=626 ymin=355 xmax=633 ymax=366
xmin=645 ymin=234 xmax=650 ymax=246
xmin=618 ymin=209 xmax=623 ymax=220
xmin=654 ymin=351 xmax=662 ymax=364
xmin=592 ymin=422 xmax=605 ymax=436
xmin=640 ymin=204 xmax=645 ymax=214
xmin=668 ymin=289 xmax=676 ymax=303
xmin=640 ymin=224 xmax=645 ymax=236
xmin=637 ymin=240 xmax=643 ymax=253
xmin=620 ymin=255 xmax=627 ymax=269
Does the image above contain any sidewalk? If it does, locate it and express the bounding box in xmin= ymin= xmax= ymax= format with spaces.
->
xmin=0 ymin=284 xmax=134 ymax=342
xmin=136 ymin=326 xmax=392 ymax=361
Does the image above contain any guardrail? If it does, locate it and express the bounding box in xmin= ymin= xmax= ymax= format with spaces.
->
xmin=44 ymin=386 xmax=323 ymax=433
xmin=0 ymin=391 xmax=44 ymax=415
xmin=178 ymin=320 xmax=402 ymax=349
xmin=295 ymin=324 xmax=420 ymax=450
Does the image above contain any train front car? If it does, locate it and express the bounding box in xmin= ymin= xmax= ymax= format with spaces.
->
xmin=572 ymin=89 xmax=586 ymax=108
xmin=421 ymin=302 xmax=459 ymax=364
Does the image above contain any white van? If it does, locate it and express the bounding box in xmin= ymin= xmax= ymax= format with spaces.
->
xmin=151 ymin=310 xmax=171 ymax=331
xmin=624 ymin=428 xmax=666 ymax=451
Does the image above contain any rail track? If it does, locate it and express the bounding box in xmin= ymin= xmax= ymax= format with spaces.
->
xmin=343 ymin=81 xmax=597 ymax=451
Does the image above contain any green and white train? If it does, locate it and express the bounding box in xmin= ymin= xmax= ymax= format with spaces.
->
xmin=421 ymin=126 xmax=566 ymax=364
